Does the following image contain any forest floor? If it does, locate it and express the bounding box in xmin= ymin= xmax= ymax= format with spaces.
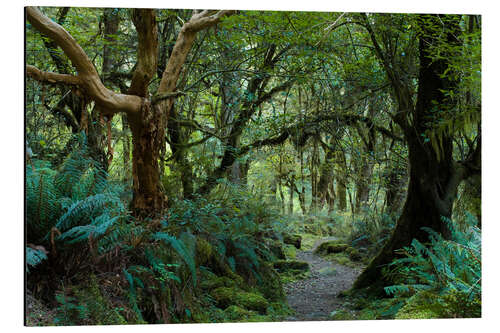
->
xmin=284 ymin=237 xmax=363 ymax=321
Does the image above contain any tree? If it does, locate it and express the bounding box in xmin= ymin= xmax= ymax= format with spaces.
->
xmin=353 ymin=14 xmax=481 ymax=290
xmin=26 ymin=7 xmax=234 ymax=215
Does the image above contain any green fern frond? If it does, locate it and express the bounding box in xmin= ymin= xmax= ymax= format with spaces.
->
xmin=26 ymin=246 xmax=48 ymax=273
xmin=153 ymin=232 xmax=197 ymax=285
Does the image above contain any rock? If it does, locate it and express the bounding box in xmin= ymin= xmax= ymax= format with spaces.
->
xmin=257 ymin=263 xmax=285 ymax=301
xmin=273 ymin=260 xmax=309 ymax=272
xmin=345 ymin=247 xmax=362 ymax=261
xmin=283 ymin=234 xmax=302 ymax=249
xmin=200 ymin=275 xmax=239 ymax=291
xmin=211 ymin=287 xmax=269 ymax=314
xmin=267 ymin=240 xmax=286 ymax=260
xmin=237 ymin=291 xmax=269 ymax=313
xmin=224 ymin=305 xmax=253 ymax=321
xmin=314 ymin=241 xmax=348 ymax=255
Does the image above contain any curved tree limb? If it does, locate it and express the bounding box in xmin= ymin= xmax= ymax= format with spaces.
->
xmin=156 ymin=9 xmax=235 ymax=118
xmin=128 ymin=9 xmax=158 ymax=97
xmin=26 ymin=65 xmax=80 ymax=85
xmin=26 ymin=6 xmax=143 ymax=115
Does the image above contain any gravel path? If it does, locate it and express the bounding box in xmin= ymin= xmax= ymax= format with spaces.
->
xmin=284 ymin=237 xmax=363 ymax=321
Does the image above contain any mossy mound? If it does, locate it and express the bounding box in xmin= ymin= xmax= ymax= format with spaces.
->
xmin=54 ymin=275 xmax=131 ymax=326
xmin=283 ymin=244 xmax=297 ymax=259
xmin=256 ymin=263 xmax=285 ymax=301
xmin=211 ymin=287 xmax=269 ymax=314
xmin=314 ymin=241 xmax=349 ymax=254
xmin=283 ymin=234 xmax=302 ymax=249
xmin=273 ymin=260 xmax=309 ymax=272
xmin=223 ymin=305 xmax=255 ymax=321
xmin=345 ymin=247 xmax=362 ymax=261
xmin=267 ymin=240 xmax=286 ymax=260
xmin=200 ymin=274 xmax=240 ymax=291
xmin=395 ymin=292 xmax=442 ymax=319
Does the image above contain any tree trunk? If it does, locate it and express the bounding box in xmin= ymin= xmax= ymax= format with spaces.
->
xmin=384 ymin=161 xmax=407 ymax=216
xmin=335 ymin=150 xmax=347 ymax=211
xmin=129 ymin=103 xmax=167 ymax=215
xmin=122 ymin=114 xmax=131 ymax=181
xmin=354 ymin=161 xmax=373 ymax=213
xmin=317 ymin=147 xmax=334 ymax=210
xmin=353 ymin=15 xmax=465 ymax=290
xmin=288 ymin=180 xmax=294 ymax=214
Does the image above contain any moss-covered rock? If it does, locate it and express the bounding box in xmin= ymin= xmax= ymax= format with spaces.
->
xmin=283 ymin=234 xmax=302 ymax=249
xmin=283 ymin=244 xmax=297 ymax=259
xmin=273 ymin=260 xmax=309 ymax=272
xmin=210 ymin=287 xmax=269 ymax=314
xmin=395 ymin=292 xmax=442 ymax=319
xmin=236 ymin=292 xmax=269 ymax=313
xmin=314 ymin=241 xmax=348 ymax=255
xmin=200 ymin=274 xmax=240 ymax=291
xmin=345 ymin=247 xmax=362 ymax=261
xmin=257 ymin=263 xmax=285 ymax=301
xmin=223 ymin=305 xmax=254 ymax=321
xmin=267 ymin=240 xmax=286 ymax=260
xmin=211 ymin=287 xmax=239 ymax=309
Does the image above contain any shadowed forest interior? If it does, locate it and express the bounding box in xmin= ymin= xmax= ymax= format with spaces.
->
xmin=25 ymin=6 xmax=481 ymax=325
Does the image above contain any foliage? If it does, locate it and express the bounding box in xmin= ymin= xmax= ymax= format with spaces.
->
xmin=26 ymin=133 xmax=127 ymax=272
xmin=383 ymin=214 xmax=481 ymax=318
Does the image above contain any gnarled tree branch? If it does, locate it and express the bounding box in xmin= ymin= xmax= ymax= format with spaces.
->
xmin=26 ymin=6 xmax=143 ymax=115
xmin=26 ymin=65 xmax=80 ymax=85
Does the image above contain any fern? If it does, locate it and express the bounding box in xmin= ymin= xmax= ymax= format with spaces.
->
xmin=26 ymin=247 xmax=48 ymax=272
xmin=51 ymin=193 xmax=124 ymax=236
xmin=153 ymin=232 xmax=197 ymax=285
xmin=385 ymin=214 xmax=481 ymax=301
xmin=26 ymin=163 xmax=62 ymax=242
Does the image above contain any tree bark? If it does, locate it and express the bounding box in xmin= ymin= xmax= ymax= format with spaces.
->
xmin=335 ymin=150 xmax=347 ymax=211
xmin=353 ymin=14 xmax=479 ymax=290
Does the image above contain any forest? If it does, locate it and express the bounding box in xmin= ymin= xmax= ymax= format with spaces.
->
xmin=25 ymin=6 xmax=481 ymax=325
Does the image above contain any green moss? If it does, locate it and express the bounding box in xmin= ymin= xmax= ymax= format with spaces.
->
xmin=268 ymin=240 xmax=286 ymax=260
xmin=315 ymin=241 xmax=348 ymax=254
xmin=55 ymin=275 xmax=129 ymax=325
xmin=395 ymin=292 xmax=442 ymax=319
xmin=283 ymin=234 xmax=302 ymax=249
xmin=236 ymin=291 xmax=269 ymax=313
xmin=200 ymin=274 xmax=240 ymax=291
xmin=195 ymin=238 xmax=214 ymax=266
xmin=345 ymin=247 xmax=362 ymax=261
xmin=395 ymin=290 xmax=481 ymax=319
xmin=273 ymin=260 xmax=309 ymax=272
xmin=224 ymin=305 xmax=254 ymax=321
xmin=257 ymin=263 xmax=285 ymax=301
xmin=211 ymin=287 xmax=269 ymax=314
xmin=283 ymin=244 xmax=297 ymax=259
xmin=211 ymin=287 xmax=239 ymax=309
xmin=318 ymin=267 xmax=337 ymax=276
xmin=330 ymin=309 xmax=356 ymax=320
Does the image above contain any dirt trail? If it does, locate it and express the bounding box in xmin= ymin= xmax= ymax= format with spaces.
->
xmin=284 ymin=237 xmax=362 ymax=321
